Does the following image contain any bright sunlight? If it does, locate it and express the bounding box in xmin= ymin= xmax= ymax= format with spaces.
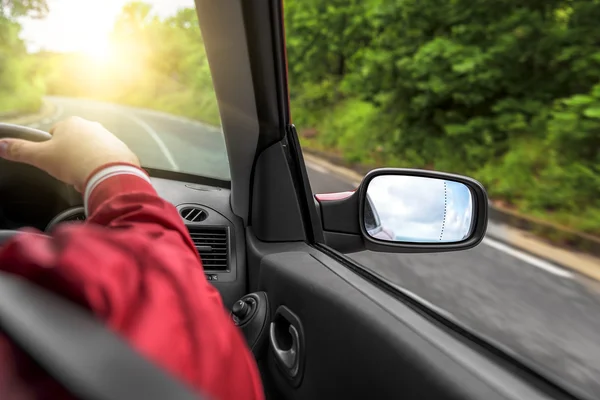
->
xmin=81 ymin=36 xmax=112 ymax=63
xmin=80 ymin=36 xmax=113 ymax=63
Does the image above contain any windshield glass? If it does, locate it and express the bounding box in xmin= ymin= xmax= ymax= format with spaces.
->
xmin=0 ymin=0 xmax=229 ymax=181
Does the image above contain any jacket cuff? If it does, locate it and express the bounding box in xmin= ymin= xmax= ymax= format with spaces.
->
xmin=84 ymin=164 xmax=154 ymax=216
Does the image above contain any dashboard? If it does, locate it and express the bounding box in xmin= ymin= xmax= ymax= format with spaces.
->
xmin=0 ymin=160 xmax=245 ymax=308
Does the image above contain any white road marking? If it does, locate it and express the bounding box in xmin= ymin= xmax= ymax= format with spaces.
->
xmin=133 ymin=108 xmax=222 ymax=133
xmin=306 ymin=162 xmax=328 ymax=174
xmin=482 ymin=237 xmax=574 ymax=279
xmin=120 ymin=112 xmax=180 ymax=171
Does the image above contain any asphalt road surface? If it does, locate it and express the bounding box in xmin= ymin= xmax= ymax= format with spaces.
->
xmin=27 ymin=96 xmax=230 ymax=181
xmin=15 ymin=97 xmax=600 ymax=399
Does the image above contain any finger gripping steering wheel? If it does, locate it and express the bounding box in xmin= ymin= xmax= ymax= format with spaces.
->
xmin=0 ymin=123 xmax=53 ymax=246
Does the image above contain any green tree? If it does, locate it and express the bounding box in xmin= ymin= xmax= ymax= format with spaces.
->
xmin=0 ymin=0 xmax=47 ymax=18
xmin=42 ymin=2 xmax=219 ymax=125
xmin=285 ymin=0 xmax=600 ymax=235
xmin=285 ymin=0 xmax=376 ymax=122
xmin=0 ymin=0 xmax=48 ymax=115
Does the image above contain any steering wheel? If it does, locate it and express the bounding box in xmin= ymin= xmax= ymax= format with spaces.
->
xmin=0 ymin=123 xmax=201 ymax=398
xmin=0 ymin=123 xmax=52 ymax=246
xmin=0 ymin=122 xmax=52 ymax=142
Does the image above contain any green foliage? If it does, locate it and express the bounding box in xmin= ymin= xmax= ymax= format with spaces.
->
xmin=0 ymin=0 xmax=47 ymax=18
xmin=286 ymin=0 xmax=600 ymax=235
xmin=0 ymin=0 xmax=47 ymax=115
xmin=306 ymin=99 xmax=381 ymax=163
xmin=41 ymin=3 xmax=220 ymax=125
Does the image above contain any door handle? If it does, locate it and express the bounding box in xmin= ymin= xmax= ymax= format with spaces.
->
xmin=269 ymin=323 xmax=300 ymax=376
xmin=269 ymin=306 xmax=305 ymax=386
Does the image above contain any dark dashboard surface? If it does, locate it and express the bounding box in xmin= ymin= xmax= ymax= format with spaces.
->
xmin=0 ymin=162 xmax=245 ymax=308
xmin=149 ymin=177 xmax=246 ymax=308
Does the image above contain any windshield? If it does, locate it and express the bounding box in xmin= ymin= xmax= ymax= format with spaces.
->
xmin=0 ymin=0 xmax=229 ymax=181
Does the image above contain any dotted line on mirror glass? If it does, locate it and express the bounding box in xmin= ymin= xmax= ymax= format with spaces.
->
xmin=440 ymin=181 xmax=447 ymax=241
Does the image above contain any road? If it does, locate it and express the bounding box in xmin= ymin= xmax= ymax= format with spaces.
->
xmin=27 ymin=97 xmax=230 ymax=181
xmin=11 ymin=96 xmax=600 ymax=399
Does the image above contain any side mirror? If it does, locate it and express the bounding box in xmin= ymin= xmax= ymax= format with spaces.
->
xmin=315 ymin=169 xmax=488 ymax=253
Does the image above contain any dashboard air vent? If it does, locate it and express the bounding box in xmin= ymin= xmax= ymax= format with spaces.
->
xmin=188 ymin=227 xmax=229 ymax=271
xmin=179 ymin=206 xmax=208 ymax=222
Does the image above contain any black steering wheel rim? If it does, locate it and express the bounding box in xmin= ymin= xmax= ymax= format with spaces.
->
xmin=0 ymin=123 xmax=52 ymax=245
xmin=0 ymin=231 xmax=23 ymax=246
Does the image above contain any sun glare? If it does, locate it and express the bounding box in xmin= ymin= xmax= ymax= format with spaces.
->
xmin=82 ymin=37 xmax=113 ymax=63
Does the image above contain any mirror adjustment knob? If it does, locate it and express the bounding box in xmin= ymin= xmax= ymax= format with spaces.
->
xmin=232 ymin=300 xmax=249 ymax=319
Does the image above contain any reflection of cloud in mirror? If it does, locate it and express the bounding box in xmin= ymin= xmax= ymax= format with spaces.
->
xmin=444 ymin=181 xmax=473 ymax=241
xmin=366 ymin=175 xmax=473 ymax=243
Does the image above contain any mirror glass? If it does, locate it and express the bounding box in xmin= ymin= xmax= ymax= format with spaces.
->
xmin=364 ymin=175 xmax=474 ymax=243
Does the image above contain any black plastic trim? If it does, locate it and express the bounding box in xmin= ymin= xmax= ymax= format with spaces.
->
xmin=314 ymin=242 xmax=586 ymax=400
xmin=284 ymin=125 xmax=324 ymax=244
xmin=240 ymin=0 xmax=290 ymax=152
xmin=247 ymin=234 xmax=583 ymax=399
xmin=194 ymin=0 xmax=259 ymax=222
xmin=235 ymin=291 xmax=270 ymax=358
xmin=319 ymin=191 xmax=361 ymax=234
xmin=358 ymin=168 xmax=488 ymax=253
xmin=45 ymin=206 xmax=86 ymax=232
xmin=269 ymin=305 xmax=305 ymax=388
xmin=177 ymin=204 xmax=237 ymax=277
xmin=317 ymin=169 xmax=489 ymax=253
xmin=240 ymin=0 xmax=292 ymax=228
xmin=322 ymin=231 xmax=364 ymax=254
xmin=144 ymin=167 xmax=230 ymax=189
xmin=175 ymin=202 xmax=243 ymax=308
xmin=270 ymin=0 xmax=291 ymax=127
xmin=250 ymin=142 xmax=306 ymax=242
xmin=187 ymin=225 xmax=231 ymax=272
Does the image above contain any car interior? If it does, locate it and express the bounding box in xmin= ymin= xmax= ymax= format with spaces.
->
xmin=0 ymin=0 xmax=589 ymax=400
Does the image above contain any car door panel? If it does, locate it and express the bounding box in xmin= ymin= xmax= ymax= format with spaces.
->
xmin=251 ymin=241 xmax=571 ymax=400
xmin=192 ymin=0 xmax=582 ymax=398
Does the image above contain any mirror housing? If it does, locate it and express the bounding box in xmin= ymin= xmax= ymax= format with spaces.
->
xmin=315 ymin=168 xmax=488 ymax=254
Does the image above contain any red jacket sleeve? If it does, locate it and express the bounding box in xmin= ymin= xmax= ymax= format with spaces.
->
xmin=0 ymin=170 xmax=264 ymax=400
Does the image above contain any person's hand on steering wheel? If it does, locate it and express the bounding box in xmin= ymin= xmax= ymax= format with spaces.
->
xmin=0 ymin=116 xmax=139 ymax=191
xmin=0 ymin=117 xmax=264 ymax=400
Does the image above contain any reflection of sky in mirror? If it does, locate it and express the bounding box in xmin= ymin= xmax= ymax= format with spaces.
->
xmin=367 ymin=175 xmax=473 ymax=243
